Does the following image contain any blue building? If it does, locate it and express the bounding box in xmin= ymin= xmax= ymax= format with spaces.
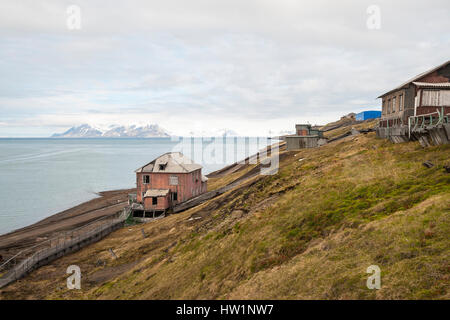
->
xmin=355 ymin=110 xmax=381 ymax=121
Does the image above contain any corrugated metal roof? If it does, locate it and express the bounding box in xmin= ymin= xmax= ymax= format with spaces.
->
xmin=135 ymin=152 xmax=202 ymax=173
xmin=412 ymin=82 xmax=450 ymax=88
xmin=378 ymin=60 xmax=450 ymax=98
xmin=144 ymin=189 xmax=170 ymax=197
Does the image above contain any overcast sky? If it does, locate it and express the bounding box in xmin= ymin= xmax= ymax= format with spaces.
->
xmin=0 ymin=0 xmax=449 ymax=136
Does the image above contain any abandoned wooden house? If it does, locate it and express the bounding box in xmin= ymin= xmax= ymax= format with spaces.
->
xmin=285 ymin=124 xmax=326 ymax=151
xmin=130 ymin=152 xmax=208 ymax=218
xmin=376 ymin=60 xmax=450 ymax=144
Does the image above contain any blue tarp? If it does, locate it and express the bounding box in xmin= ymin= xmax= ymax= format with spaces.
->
xmin=356 ymin=110 xmax=381 ymax=121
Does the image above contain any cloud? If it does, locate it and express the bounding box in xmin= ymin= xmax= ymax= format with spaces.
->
xmin=0 ymin=0 xmax=449 ymax=136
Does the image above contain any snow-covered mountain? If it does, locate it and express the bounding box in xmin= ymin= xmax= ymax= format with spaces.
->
xmin=51 ymin=124 xmax=103 ymax=138
xmin=102 ymin=124 xmax=170 ymax=138
xmin=51 ymin=124 xmax=170 ymax=138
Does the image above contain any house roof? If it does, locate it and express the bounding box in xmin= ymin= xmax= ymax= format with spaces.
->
xmin=201 ymin=175 xmax=208 ymax=182
xmin=412 ymin=82 xmax=450 ymax=88
xmin=135 ymin=152 xmax=202 ymax=173
xmin=378 ymin=60 xmax=450 ymax=98
xmin=144 ymin=189 xmax=170 ymax=197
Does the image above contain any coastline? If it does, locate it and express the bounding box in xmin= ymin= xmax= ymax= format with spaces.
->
xmin=0 ymin=188 xmax=135 ymax=262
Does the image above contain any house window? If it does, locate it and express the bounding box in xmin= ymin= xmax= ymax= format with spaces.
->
xmin=382 ymin=100 xmax=386 ymax=114
xmin=392 ymin=97 xmax=396 ymax=113
xmin=387 ymin=99 xmax=391 ymax=113
xmin=441 ymin=90 xmax=450 ymax=105
xmin=172 ymin=192 xmax=178 ymax=201
xmin=143 ymin=175 xmax=150 ymax=184
xmin=422 ymin=90 xmax=440 ymax=106
xmin=169 ymin=175 xmax=179 ymax=185
xmin=152 ymin=197 xmax=157 ymax=205
xmin=399 ymin=95 xmax=403 ymax=111
xmin=159 ymin=163 xmax=167 ymax=171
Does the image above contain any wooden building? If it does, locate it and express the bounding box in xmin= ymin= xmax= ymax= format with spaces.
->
xmin=285 ymin=124 xmax=325 ymax=151
xmin=378 ymin=60 xmax=450 ymax=129
xmin=133 ymin=152 xmax=207 ymax=216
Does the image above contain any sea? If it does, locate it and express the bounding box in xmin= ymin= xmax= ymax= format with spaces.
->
xmin=0 ymin=137 xmax=273 ymax=235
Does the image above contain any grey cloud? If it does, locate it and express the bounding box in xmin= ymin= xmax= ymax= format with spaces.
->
xmin=0 ymin=0 xmax=449 ymax=136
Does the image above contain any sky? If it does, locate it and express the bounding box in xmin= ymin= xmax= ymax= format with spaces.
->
xmin=0 ymin=0 xmax=449 ymax=137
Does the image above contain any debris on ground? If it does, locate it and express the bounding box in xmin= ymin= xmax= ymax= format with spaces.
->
xmin=418 ymin=136 xmax=431 ymax=148
xmin=95 ymin=259 xmax=106 ymax=267
xmin=351 ymin=128 xmax=360 ymax=135
xmin=108 ymin=248 xmax=117 ymax=259
xmin=422 ymin=161 xmax=434 ymax=168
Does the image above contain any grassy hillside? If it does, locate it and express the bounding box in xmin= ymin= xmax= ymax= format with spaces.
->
xmin=1 ymin=124 xmax=449 ymax=300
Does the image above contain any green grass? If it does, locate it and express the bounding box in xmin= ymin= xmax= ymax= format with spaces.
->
xmin=4 ymin=132 xmax=449 ymax=300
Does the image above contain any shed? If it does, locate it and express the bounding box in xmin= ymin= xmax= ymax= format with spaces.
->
xmin=143 ymin=189 xmax=170 ymax=211
xmin=286 ymin=123 xmax=326 ymax=150
xmin=355 ymin=110 xmax=381 ymax=121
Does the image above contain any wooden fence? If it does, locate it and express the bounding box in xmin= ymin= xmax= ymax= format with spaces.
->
xmin=0 ymin=208 xmax=130 ymax=289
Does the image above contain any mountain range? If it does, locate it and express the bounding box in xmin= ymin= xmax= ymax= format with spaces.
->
xmin=51 ymin=124 xmax=171 ymax=138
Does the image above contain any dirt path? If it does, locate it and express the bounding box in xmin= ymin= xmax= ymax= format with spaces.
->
xmin=0 ymin=188 xmax=135 ymax=260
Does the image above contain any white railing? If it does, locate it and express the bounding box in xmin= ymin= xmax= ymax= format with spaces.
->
xmin=408 ymin=107 xmax=450 ymax=138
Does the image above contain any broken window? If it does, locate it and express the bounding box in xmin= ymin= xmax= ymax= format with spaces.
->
xmin=172 ymin=192 xmax=178 ymax=201
xmin=158 ymin=163 xmax=167 ymax=171
xmin=399 ymin=94 xmax=403 ymax=111
xmin=143 ymin=175 xmax=150 ymax=184
xmin=152 ymin=197 xmax=157 ymax=205
xmin=169 ymin=175 xmax=179 ymax=185
xmin=422 ymin=90 xmax=447 ymax=106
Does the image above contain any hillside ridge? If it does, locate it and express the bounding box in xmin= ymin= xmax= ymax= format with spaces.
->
xmin=2 ymin=119 xmax=449 ymax=300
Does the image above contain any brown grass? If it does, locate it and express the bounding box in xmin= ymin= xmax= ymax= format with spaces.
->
xmin=1 ymin=129 xmax=449 ymax=300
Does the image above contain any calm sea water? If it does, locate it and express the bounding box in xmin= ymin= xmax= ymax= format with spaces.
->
xmin=0 ymin=137 xmax=270 ymax=235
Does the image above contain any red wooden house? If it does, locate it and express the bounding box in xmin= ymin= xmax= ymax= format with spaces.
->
xmin=378 ymin=60 xmax=450 ymax=128
xmin=134 ymin=152 xmax=207 ymax=215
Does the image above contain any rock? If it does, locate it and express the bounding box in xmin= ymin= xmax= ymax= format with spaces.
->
xmin=317 ymin=138 xmax=327 ymax=146
xmin=422 ymin=161 xmax=434 ymax=168
xmin=231 ymin=210 xmax=245 ymax=219
xmin=95 ymin=259 xmax=106 ymax=267
xmin=108 ymin=248 xmax=117 ymax=259
xmin=351 ymin=128 xmax=360 ymax=135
